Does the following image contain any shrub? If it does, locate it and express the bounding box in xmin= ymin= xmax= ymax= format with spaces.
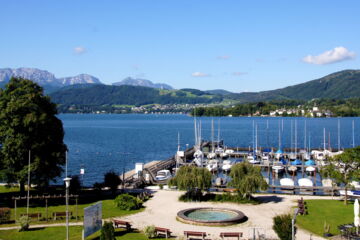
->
xmin=18 ymin=215 xmax=31 ymax=231
xmin=114 ymin=193 xmax=142 ymax=210
xmin=0 ymin=208 xmax=11 ymax=224
xmin=100 ymin=221 xmax=115 ymax=240
xmin=143 ymin=225 xmax=157 ymax=238
xmin=273 ymin=214 xmax=293 ymax=240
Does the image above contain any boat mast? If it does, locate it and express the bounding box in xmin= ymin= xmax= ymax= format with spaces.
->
xmin=255 ymin=123 xmax=258 ymax=155
xmin=304 ymin=120 xmax=307 ymax=152
xmin=323 ymin=128 xmax=326 ymax=151
xmin=353 ymin=120 xmax=355 ymax=148
xmin=295 ymin=119 xmax=297 ymax=156
xmin=338 ymin=119 xmax=341 ymax=151
xmin=211 ymin=119 xmax=214 ymax=153
xmin=278 ymin=120 xmax=281 ymax=150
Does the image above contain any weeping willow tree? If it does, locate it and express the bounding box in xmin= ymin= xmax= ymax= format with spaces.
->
xmin=321 ymin=146 xmax=360 ymax=205
xmin=228 ymin=162 xmax=268 ymax=200
xmin=169 ymin=165 xmax=212 ymax=201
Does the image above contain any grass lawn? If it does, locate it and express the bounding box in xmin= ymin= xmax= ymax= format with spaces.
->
xmin=0 ymin=185 xmax=20 ymax=193
xmin=0 ymin=226 xmax=165 ymax=240
xmin=4 ymin=199 xmax=142 ymax=225
xmin=296 ymin=199 xmax=354 ymax=237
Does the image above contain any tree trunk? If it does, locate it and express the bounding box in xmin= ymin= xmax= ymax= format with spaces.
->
xmin=344 ymin=185 xmax=348 ymax=205
xmin=20 ymin=181 xmax=25 ymax=195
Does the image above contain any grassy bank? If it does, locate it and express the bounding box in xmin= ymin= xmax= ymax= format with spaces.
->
xmin=3 ymin=199 xmax=142 ymax=225
xmin=296 ymin=199 xmax=353 ymax=236
xmin=0 ymin=226 xmax=164 ymax=240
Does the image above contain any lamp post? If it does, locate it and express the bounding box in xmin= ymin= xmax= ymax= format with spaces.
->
xmin=64 ymin=177 xmax=72 ymax=240
xmin=292 ymin=208 xmax=299 ymax=240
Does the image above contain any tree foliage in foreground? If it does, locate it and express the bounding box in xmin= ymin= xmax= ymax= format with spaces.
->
xmin=273 ymin=214 xmax=293 ymax=240
xmin=0 ymin=78 xmax=67 ymax=192
xmin=228 ymin=162 xmax=268 ymax=199
xmin=169 ymin=166 xmax=212 ymax=200
xmin=321 ymin=146 xmax=360 ymax=205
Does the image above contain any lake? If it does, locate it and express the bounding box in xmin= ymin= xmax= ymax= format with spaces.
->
xmin=59 ymin=114 xmax=359 ymax=186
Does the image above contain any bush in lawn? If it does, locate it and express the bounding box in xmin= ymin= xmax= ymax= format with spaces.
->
xmin=273 ymin=214 xmax=293 ymax=240
xmin=18 ymin=215 xmax=31 ymax=231
xmin=100 ymin=221 xmax=115 ymax=240
xmin=143 ymin=225 xmax=157 ymax=238
xmin=114 ymin=193 xmax=142 ymax=210
xmin=0 ymin=208 xmax=11 ymax=223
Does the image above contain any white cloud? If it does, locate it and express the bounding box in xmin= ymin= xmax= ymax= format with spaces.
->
xmin=217 ymin=55 xmax=230 ymax=60
xmin=191 ymin=72 xmax=210 ymax=77
xmin=302 ymin=46 xmax=356 ymax=65
xmin=233 ymin=72 xmax=247 ymax=76
xmin=74 ymin=46 xmax=87 ymax=55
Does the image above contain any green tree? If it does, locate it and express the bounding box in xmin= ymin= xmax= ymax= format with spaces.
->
xmin=100 ymin=221 xmax=115 ymax=240
xmin=0 ymin=78 xmax=67 ymax=193
xmin=321 ymin=146 xmax=360 ymax=205
xmin=228 ymin=162 xmax=268 ymax=200
xmin=169 ymin=166 xmax=212 ymax=201
xmin=273 ymin=214 xmax=293 ymax=240
xmin=104 ymin=170 xmax=121 ymax=195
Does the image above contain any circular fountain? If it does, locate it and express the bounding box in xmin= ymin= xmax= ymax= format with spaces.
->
xmin=177 ymin=208 xmax=246 ymax=226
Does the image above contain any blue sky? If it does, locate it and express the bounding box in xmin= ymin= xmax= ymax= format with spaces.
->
xmin=1 ymin=0 xmax=359 ymax=92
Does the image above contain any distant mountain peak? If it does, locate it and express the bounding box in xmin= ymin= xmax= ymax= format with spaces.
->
xmin=112 ymin=77 xmax=173 ymax=90
xmin=0 ymin=68 xmax=103 ymax=92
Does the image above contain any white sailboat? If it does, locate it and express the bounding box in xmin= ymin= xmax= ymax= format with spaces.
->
xmin=280 ymin=178 xmax=295 ymax=187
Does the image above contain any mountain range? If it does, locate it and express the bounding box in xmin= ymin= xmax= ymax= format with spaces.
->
xmin=113 ymin=77 xmax=173 ymax=90
xmin=0 ymin=68 xmax=173 ymax=91
xmin=1 ymin=68 xmax=360 ymax=107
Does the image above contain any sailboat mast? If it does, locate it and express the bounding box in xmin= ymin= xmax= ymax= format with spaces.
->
xmin=323 ymin=128 xmax=326 ymax=151
xmin=304 ymin=120 xmax=307 ymax=151
xmin=295 ymin=120 xmax=297 ymax=154
xmin=211 ymin=119 xmax=214 ymax=152
xmin=338 ymin=119 xmax=340 ymax=151
xmin=278 ymin=120 xmax=281 ymax=150
xmin=353 ymin=120 xmax=355 ymax=148
xmin=255 ymin=123 xmax=258 ymax=154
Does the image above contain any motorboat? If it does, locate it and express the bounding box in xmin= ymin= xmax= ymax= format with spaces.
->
xmin=207 ymin=152 xmax=216 ymax=159
xmin=221 ymin=160 xmax=233 ymax=172
xmin=298 ymin=178 xmax=314 ymax=187
xmin=275 ymin=149 xmax=283 ymax=159
xmin=305 ymin=159 xmax=315 ymax=166
xmin=248 ymin=155 xmax=260 ymax=164
xmin=225 ymin=149 xmax=234 ymax=154
xmin=272 ymin=162 xmax=284 ymax=173
xmin=339 ymin=190 xmax=360 ymax=198
xmin=287 ymin=165 xmax=297 ymax=174
xmin=305 ymin=166 xmax=316 ymax=175
xmin=193 ymin=150 xmax=205 ymax=167
xmin=280 ymin=178 xmax=295 ymax=187
xmin=220 ymin=152 xmax=229 ymax=159
xmin=206 ymin=159 xmax=219 ymax=172
xmin=351 ymin=181 xmax=360 ymax=189
xmin=155 ymin=170 xmax=172 ymax=181
xmin=322 ymin=178 xmax=333 ymax=188
xmin=215 ymin=177 xmax=226 ymax=186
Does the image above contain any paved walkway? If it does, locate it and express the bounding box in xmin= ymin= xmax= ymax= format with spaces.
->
xmin=0 ymin=190 xmax=335 ymax=239
xmin=122 ymin=190 xmax=331 ymax=240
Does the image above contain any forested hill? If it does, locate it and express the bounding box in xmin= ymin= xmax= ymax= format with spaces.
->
xmin=49 ymin=84 xmax=223 ymax=105
xmin=227 ymin=70 xmax=360 ymax=102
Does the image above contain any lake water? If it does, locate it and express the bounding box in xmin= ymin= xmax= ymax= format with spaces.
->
xmin=59 ymin=114 xmax=360 ymax=186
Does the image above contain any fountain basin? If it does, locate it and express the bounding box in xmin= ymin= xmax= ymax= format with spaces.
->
xmin=177 ymin=207 xmax=246 ymax=226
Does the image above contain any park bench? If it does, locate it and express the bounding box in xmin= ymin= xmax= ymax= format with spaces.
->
xmin=155 ymin=227 xmax=171 ymax=238
xmin=53 ymin=211 xmax=72 ymax=220
xmin=184 ymin=231 xmax=207 ymax=240
xmin=220 ymin=232 xmax=243 ymax=240
xmin=21 ymin=213 xmax=42 ymax=221
xmin=113 ymin=219 xmax=132 ymax=231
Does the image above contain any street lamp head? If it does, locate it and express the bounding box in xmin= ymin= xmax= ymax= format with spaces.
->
xmin=64 ymin=177 xmax=72 ymax=188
